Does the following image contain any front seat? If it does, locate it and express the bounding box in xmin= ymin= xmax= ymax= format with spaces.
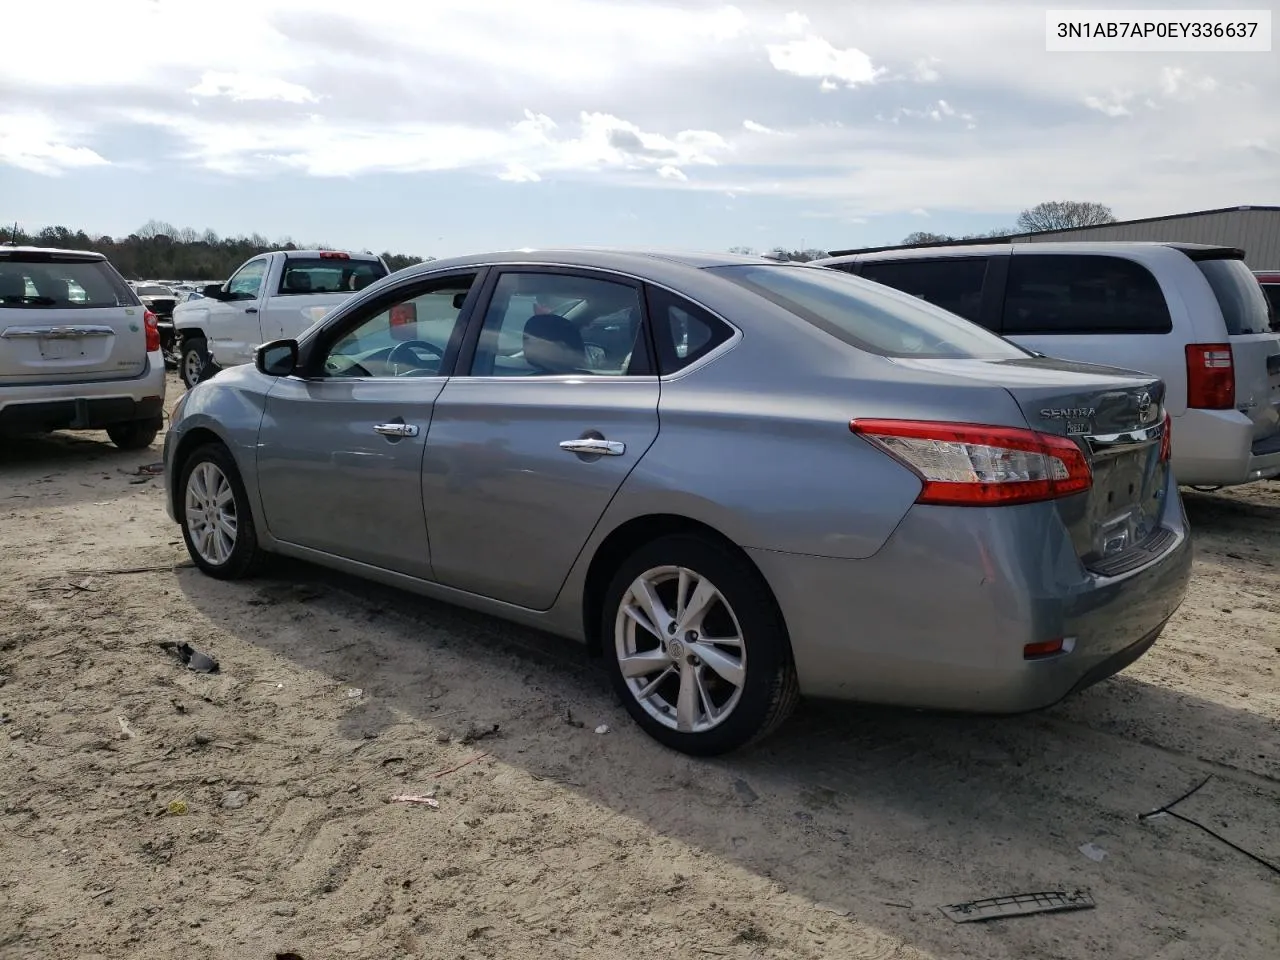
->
xmin=523 ymin=313 xmax=587 ymax=374
xmin=0 ymin=272 xmax=26 ymax=302
xmin=285 ymin=271 xmax=312 ymax=293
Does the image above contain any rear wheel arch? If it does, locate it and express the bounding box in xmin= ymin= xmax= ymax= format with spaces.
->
xmin=581 ymin=513 xmax=787 ymax=657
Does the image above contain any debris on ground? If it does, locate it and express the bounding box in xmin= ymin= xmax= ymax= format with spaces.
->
xmin=1078 ymin=842 xmax=1108 ymax=862
xmin=939 ymin=890 xmax=1096 ymax=923
xmin=166 ymin=799 xmax=189 ymax=816
xmin=221 ymin=791 xmax=249 ymax=810
xmin=563 ymin=708 xmax=584 ymax=728
xmin=116 ymin=716 xmax=136 ymax=739
xmin=1138 ymin=774 xmax=1280 ymax=876
xmin=158 ymin=641 xmax=220 ymax=674
xmin=459 ymin=722 xmax=500 ymax=745
xmin=430 ymin=752 xmax=490 ymax=778
xmin=594 ymin=724 xmax=609 ymax=735
xmin=389 ymin=794 xmax=440 ymax=808
xmin=345 ymin=687 xmax=362 ymax=699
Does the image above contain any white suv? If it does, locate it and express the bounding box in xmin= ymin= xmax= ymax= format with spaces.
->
xmin=815 ymin=242 xmax=1280 ymax=487
xmin=0 ymin=247 xmax=167 ymax=450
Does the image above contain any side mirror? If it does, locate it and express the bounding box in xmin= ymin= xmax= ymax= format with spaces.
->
xmin=389 ymin=301 xmax=418 ymax=341
xmin=202 ymin=284 xmax=225 ymax=299
xmin=256 ymin=339 xmax=298 ymax=377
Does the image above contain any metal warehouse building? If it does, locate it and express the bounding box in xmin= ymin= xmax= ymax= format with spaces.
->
xmin=835 ymin=205 xmax=1280 ymax=268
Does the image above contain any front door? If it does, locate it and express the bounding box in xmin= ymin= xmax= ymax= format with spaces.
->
xmin=208 ymin=257 xmax=268 ymax=366
xmin=423 ymin=267 xmax=661 ymax=610
xmin=255 ymin=270 xmax=483 ymax=578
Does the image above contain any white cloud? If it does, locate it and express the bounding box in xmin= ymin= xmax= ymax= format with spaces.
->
xmin=188 ymin=72 xmax=318 ymax=104
xmin=1083 ymin=94 xmax=1132 ymax=118
xmin=0 ymin=113 xmax=109 ymax=176
xmin=498 ymin=164 xmax=541 ymax=183
xmin=743 ymin=120 xmax=778 ymax=134
xmin=657 ymin=165 xmax=688 ymax=181
xmin=767 ymin=35 xmax=880 ymax=88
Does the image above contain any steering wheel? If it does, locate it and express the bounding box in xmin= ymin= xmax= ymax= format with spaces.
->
xmin=386 ymin=339 xmax=444 ymax=376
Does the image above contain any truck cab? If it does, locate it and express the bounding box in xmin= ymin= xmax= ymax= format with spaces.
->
xmin=173 ymin=250 xmax=389 ymax=387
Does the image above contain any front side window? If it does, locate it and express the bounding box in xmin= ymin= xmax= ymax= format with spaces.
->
xmin=711 ymin=263 xmax=1028 ymax=359
xmin=226 ymin=260 xmax=267 ymax=301
xmin=1002 ymin=254 xmax=1173 ymax=335
xmin=468 ymin=271 xmax=650 ymax=377
xmin=859 ymin=257 xmax=989 ymax=324
xmin=321 ymin=273 xmax=478 ymax=378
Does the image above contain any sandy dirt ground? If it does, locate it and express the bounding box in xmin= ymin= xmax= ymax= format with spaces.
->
xmin=1 ymin=372 xmax=1277 ymax=960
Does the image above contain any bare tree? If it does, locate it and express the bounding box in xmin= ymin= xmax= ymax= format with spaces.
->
xmin=902 ymin=231 xmax=953 ymax=244
xmin=1016 ymin=201 xmax=1116 ymax=233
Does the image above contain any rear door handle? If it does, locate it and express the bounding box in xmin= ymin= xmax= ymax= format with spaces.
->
xmin=559 ymin=438 xmax=625 ymax=456
xmin=373 ymin=422 xmax=420 ymax=438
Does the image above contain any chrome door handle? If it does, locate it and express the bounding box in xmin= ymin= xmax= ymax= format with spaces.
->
xmin=373 ymin=422 xmax=420 ymax=438
xmin=559 ymin=438 xmax=625 ymax=456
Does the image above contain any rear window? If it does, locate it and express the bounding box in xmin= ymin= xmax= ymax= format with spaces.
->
xmin=135 ymin=284 xmax=174 ymax=296
xmin=0 ymin=258 xmax=137 ymax=309
xmin=1259 ymin=282 xmax=1280 ymax=329
xmin=858 ymin=257 xmax=990 ymax=325
xmin=278 ymin=257 xmax=388 ymax=295
xmin=1195 ymin=258 xmax=1273 ymax=335
xmin=711 ymin=263 xmax=1029 ymax=360
xmin=1002 ymin=254 xmax=1173 ymax=335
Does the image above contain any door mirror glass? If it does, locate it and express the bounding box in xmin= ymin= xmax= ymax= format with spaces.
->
xmin=388 ymin=302 xmax=419 ymax=341
xmin=256 ymin=339 xmax=298 ymax=376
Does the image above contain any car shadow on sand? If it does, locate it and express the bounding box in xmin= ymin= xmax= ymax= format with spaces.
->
xmin=0 ymin=431 xmax=166 ymax=509
xmin=174 ymin=510 xmax=1280 ymax=960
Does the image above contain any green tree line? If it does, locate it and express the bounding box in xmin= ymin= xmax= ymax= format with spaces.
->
xmin=0 ymin=218 xmax=430 ymax=281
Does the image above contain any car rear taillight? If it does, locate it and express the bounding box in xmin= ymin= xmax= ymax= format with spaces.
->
xmin=143 ymin=309 xmax=160 ymax=352
xmin=1185 ymin=343 xmax=1234 ymax=409
xmin=1159 ymin=411 xmax=1172 ymax=463
xmin=849 ymin=419 xmax=1093 ymax=506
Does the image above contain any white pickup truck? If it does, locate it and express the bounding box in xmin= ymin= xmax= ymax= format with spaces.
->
xmin=172 ymin=249 xmax=390 ymax=387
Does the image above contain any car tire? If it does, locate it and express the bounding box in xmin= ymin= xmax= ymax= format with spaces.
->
xmin=106 ymin=419 xmax=161 ymax=451
xmin=178 ymin=442 xmax=265 ymax=580
xmin=180 ymin=336 xmax=211 ymax=389
xmin=602 ymin=533 xmax=799 ymax=755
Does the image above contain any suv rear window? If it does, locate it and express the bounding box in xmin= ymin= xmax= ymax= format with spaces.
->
xmin=711 ymin=263 xmax=1028 ymax=360
xmin=1002 ymin=254 xmax=1173 ymax=335
xmin=278 ymin=257 xmax=388 ymax=295
xmin=858 ymin=257 xmax=989 ymax=324
xmin=0 ymin=258 xmax=137 ymax=309
xmin=1195 ymin=258 xmax=1273 ymax=335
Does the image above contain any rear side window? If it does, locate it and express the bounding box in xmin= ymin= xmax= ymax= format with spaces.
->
xmin=859 ymin=258 xmax=989 ymax=324
xmin=1002 ymin=254 xmax=1173 ymax=335
xmin=1195 ymin=259 xmax=1272 ymax=335
xmin=0 ymin=258 xmax=137 ymax=309
xmin=1259 ymin=283 xmax=1280 ymax=329
xmin=711 ymin=264 xmax=1028 ymax=360
xmin=643 ymin=286 xmax=733 ymax=374
xmin=279 ymin=257 xmax=388 ymax=296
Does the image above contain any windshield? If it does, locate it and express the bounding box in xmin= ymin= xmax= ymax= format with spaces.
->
xmin=136 ymin=284 xmax=174 ymax=296
xmin=710 ymin=263 xmax=1030 ymax=360
xmin=0 ymin=258 xmax=137 ymax=309
xmin=1196 ymin=258 xmax=1273 ymax=335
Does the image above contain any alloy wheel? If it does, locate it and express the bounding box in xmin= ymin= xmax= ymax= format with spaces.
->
xmin=614 ymin=565 xmax=746 ymax=733
xmin=184 ymin=461 xmax=238 ymax=566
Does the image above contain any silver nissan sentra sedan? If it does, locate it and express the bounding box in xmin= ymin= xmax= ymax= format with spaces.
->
xmin=163 ymin=248 xmax=1193 ymax=755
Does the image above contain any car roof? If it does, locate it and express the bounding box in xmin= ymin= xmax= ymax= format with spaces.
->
xmin=817 ymin=241 xmax=1245 ymax=264
xmin=388 ymin=247 xmax=786 ymax=281
xmin=0 ymin=245 xmax=108 ymax=262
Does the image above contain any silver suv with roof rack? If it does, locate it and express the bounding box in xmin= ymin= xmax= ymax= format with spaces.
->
xmin=814 ymin=242 xmax=1280 ymax=487
xmin=1 ymin=247 xmax=166 ymax=450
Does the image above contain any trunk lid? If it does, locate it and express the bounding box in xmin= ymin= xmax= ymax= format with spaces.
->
xmin=0 ymin=251 xmax=148 ymax=383
xmin=1194 ymin=256 xmax=1280 ymax=444
xmin=895 ymin=355 xmax=1171 ymax=575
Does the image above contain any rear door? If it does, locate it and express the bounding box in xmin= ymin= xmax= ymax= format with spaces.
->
xmin=0 ymin=251 xmax=147 ymax=384
xmin=1193 ymin=255 xmax=1280 ymax=444
xmin=263 ymin=253 xmax=390 ymax=343
xmin=422 ymin=266 xmax=660 ymax=609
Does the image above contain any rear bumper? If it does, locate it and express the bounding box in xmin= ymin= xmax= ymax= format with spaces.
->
xmin=0 ymin=355 xmax=166 ymax=433
xmin=1172 ymin=408 xmax=1280 ymax=485
xmin=747 ymin=479 xmax=1193 ymax=713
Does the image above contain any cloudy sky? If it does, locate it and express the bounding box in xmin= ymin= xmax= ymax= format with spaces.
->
xmin=1 ymin=0 xmax=1275 ymax=257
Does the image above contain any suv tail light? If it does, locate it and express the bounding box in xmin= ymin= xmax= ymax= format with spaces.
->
xmin=850 ymin=419 xmax=1093 ymax=506
xmin=143 ymin=309 xmax=160 ymax=352
xmin=1159 ymin=411 xmax=1172 ymax=463
xmin=1185 ymin=343 xmax=1234 ymax=409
